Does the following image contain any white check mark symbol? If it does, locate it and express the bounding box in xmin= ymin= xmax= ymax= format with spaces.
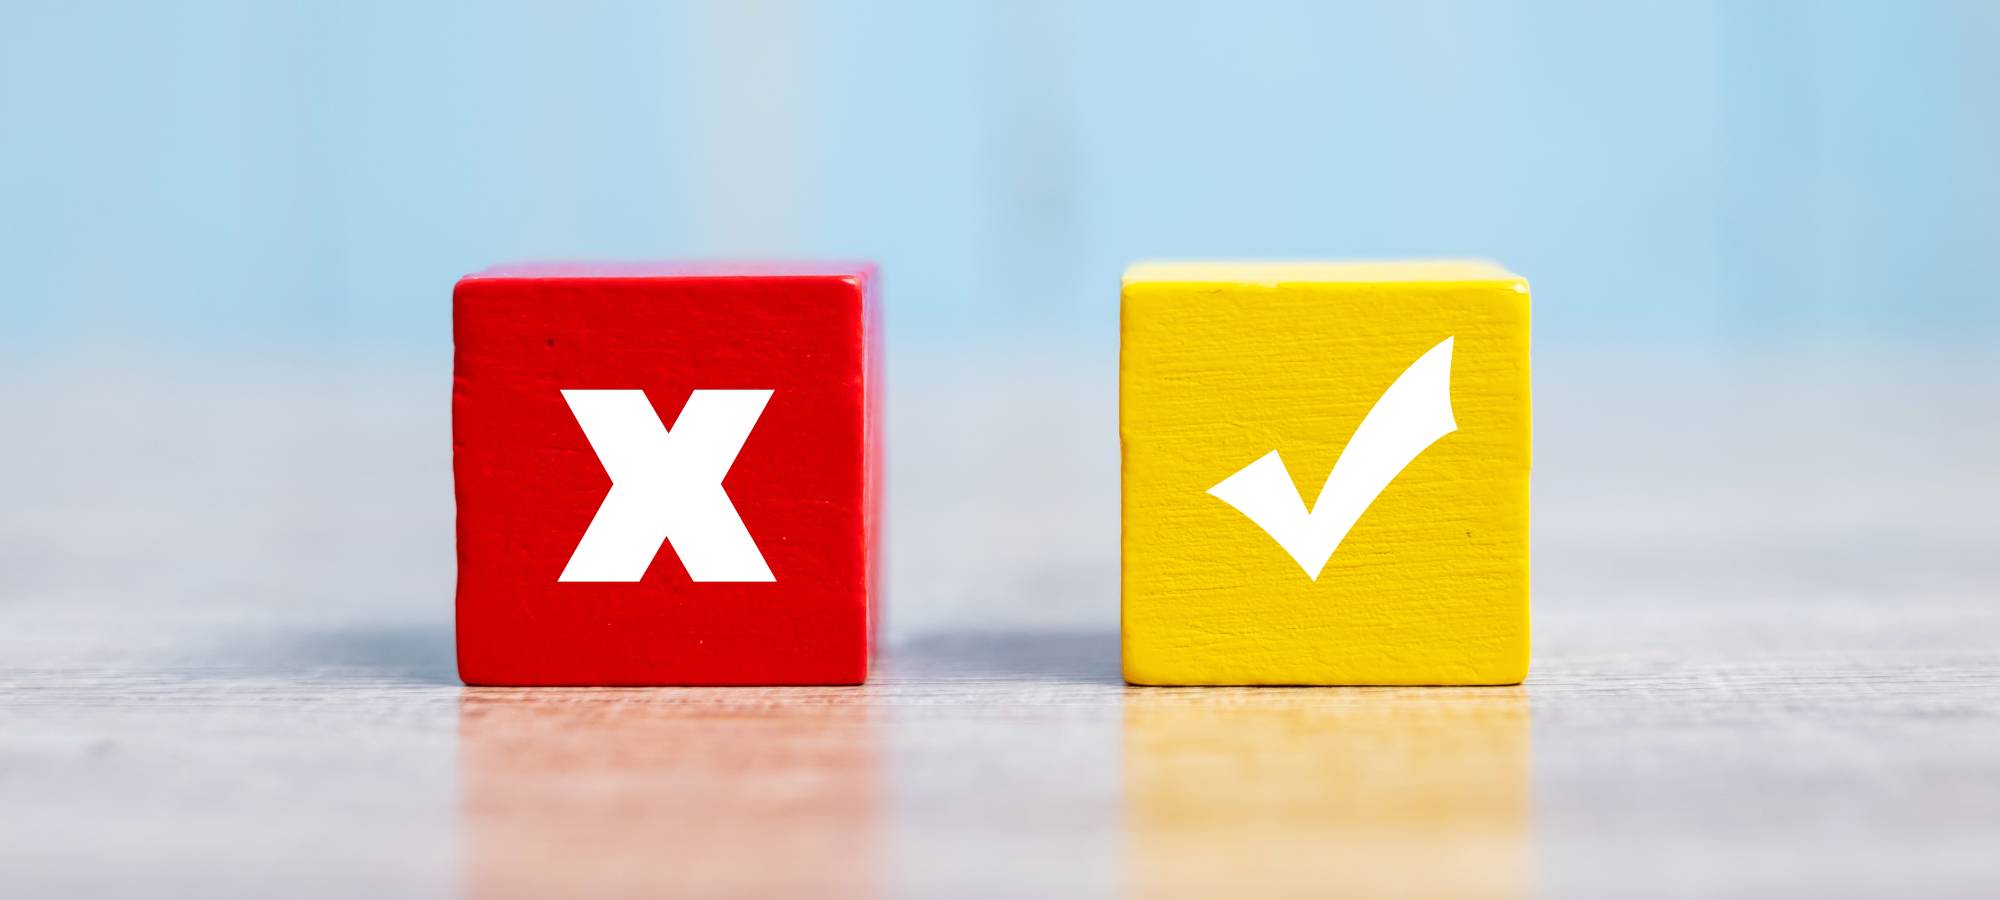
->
xmin=1207 ymin=337 xmax=1458 ymax=581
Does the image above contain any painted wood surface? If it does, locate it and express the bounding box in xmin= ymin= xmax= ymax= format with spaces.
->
xmin=1122 ymin=262 xmax=1531 ymax=684
xmin=3 ymin=353 xmax=1997 ymax=898
xmin=453 ymin=264 xmax=881 ymax=685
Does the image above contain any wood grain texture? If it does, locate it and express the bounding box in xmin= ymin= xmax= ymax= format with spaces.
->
xmin=452 ymin=264 xmax=880 ymax=685
xmin=2 ymin=353 xmax=1997 ymax=898
xmin=1121 ymin=262 xmax=1531 ymax=684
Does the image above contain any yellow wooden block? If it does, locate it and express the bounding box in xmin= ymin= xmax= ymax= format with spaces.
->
xmin=1121 ymin=261 xmax=1531 ymax=685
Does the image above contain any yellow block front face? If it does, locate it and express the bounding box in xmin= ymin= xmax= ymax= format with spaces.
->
xmin=1121 ymin=261 xmax=1531 ymax=685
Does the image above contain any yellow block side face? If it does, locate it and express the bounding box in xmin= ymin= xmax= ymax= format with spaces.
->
xmin=1120 ymin=262 xmax=1531 ymax=685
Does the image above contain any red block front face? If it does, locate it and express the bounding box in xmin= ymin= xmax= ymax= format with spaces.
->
xmin=453 ymin=264 xmax=880 ymax=685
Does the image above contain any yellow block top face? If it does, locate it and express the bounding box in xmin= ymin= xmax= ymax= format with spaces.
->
xmin=1123 ymin=259 xmax=1518 ymax=285
xmin=1121 ymin=260 xmax=1531 ymax=685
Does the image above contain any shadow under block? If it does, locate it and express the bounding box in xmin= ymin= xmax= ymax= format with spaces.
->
xmin=453 ymin=263 xmax=881 ymax=686
xmin=1120 ymin=261 xmax=1531 ymax=685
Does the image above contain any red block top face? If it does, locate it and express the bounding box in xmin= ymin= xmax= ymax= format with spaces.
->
xmin=453 ymin=265 xmax=879 ymax=685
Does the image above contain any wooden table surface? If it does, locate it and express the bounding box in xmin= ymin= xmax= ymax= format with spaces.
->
xmin=4 ymin=351 xmax=1997 ymax=898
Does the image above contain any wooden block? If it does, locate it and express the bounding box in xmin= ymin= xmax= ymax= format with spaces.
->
xmin=1120 ymin=261 xmax=1531 ymax=685
xmin=453 ymin=263 xmax=881 ymax=685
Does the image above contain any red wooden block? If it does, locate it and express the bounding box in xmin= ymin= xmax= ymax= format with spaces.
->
xmin=453 ymin=263 xmax=881 ymax=685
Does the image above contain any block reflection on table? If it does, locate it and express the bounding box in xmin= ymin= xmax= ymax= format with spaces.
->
xmin=1125 ymin=686 xmax=1530 ymax=898
xmin=458 ymin=688 xmax=882 ymax=899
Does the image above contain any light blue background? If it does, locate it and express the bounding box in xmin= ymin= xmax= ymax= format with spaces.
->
xmin=5 ymin=1 xmax=1996 ymax=360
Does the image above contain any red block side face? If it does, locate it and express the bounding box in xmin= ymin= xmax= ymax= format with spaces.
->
xmin=453 ymin=266 xmax=879 ymax=685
